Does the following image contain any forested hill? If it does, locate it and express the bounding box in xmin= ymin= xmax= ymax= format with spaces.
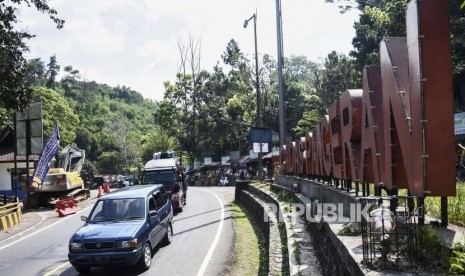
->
xmin=0 ymin=57 xmax=163 ymax=175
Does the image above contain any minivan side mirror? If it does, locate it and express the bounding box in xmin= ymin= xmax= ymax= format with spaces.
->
xmin=81 ymin=215 xmax=88 ymax=222
xmin=149 ymin=210 xmax=158 ymax=217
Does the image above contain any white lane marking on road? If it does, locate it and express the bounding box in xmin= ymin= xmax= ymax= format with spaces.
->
xmin=43 ymin=260 xmax=70 ymax=276
xmin=0 ymin=205 xmax=93 ymax=251
xmin=196 ymin=189 xmax=225 ymax=276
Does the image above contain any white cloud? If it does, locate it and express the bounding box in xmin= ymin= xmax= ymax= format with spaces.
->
xmin=18 ymin=0 xmax=359 ymax=102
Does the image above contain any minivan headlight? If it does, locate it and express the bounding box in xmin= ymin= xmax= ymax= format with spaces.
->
xmin=69 ymin=242 xmax=82 ymax=251
xmin=117 ymin=238 xmax=138 ymax=249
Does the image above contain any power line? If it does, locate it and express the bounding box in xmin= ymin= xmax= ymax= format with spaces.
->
xmin=285 ymin=3 xmax=360 ymax=58
xmin=289 ymin=14 xmax=348 ymax=56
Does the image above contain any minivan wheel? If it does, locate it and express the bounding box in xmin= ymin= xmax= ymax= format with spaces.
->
xmin=137 ymin=243 xmax=152 ymax=271
xmin=162 ymin=223 xmax=173 ymax=246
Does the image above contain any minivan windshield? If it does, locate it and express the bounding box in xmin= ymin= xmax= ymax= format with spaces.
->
xmin=143 ymin=171 xmax=176 ymax=191
xmin=89 ymin=198 xmax=145 ymax=221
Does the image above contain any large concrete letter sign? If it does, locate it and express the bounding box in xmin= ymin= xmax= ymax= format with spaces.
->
xmin=360 ymin=66 xmax=385 ymax=186
xmin=280 ymin=0 xmax=455 ymax=197
xmin=407 ymin=0 xmax=455 ymax=196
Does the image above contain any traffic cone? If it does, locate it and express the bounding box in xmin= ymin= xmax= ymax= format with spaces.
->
xmin=97 ymin=186 xmax=103 ymax=198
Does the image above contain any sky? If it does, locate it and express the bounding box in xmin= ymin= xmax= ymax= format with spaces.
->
xmin=19 ymin=0 xmax=360 ymax=102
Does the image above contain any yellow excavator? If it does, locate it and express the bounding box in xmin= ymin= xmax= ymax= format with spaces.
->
xmin=24 ymin=145 xmax=89 ymax=208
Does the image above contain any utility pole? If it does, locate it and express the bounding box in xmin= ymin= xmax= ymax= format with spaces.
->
xmin=276 ymin=0 xmax=286 ymax=148
xmin=244 ymin=11 xmax=263 ymax=180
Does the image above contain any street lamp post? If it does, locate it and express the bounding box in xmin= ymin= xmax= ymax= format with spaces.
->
xmin=243 ymin=13 xmax=261 ymax=128
xmin=244 ymin=12 xmax=263 ymax=180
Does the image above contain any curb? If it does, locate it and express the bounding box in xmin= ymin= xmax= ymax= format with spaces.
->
xmin=0 ymin=189 xmax=99 ymax=245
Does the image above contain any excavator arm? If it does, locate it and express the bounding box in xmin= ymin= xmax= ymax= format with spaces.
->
xmin=59 ymin=145 xmax=85 ymax=173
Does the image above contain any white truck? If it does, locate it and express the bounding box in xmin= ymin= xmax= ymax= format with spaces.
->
xmin=142 ymin=151 xmax=186 ymax=212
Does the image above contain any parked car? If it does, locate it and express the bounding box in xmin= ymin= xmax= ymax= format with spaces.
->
xmin=68 ymin=185 xmax=173 ymax=273
xmin=123 ymin=174 xmax=135 ymax=186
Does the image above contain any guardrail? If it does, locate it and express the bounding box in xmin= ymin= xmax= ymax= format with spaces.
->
xmin=0 ymin=200 xmax=23 ymax=232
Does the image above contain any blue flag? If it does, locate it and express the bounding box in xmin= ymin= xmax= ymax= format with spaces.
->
xmin=31 ymin=124 xmax=60 ymax=189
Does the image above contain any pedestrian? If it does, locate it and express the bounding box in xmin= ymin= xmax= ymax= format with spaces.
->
xmin=240 ymin=170 xmax=245 ymax=180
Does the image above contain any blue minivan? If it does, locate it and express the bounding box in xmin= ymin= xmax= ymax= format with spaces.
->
xmin=68 ymin=185 xmax=173 ymax=273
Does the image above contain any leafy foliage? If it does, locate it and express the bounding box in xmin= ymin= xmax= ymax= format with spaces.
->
xmin=327 ymin=0 xmax=465 ymax=112
xmin=450 ymin=243 xmax=465 ymax=274
xmin=417 ymin=226 xmax=450 ymax=270
xmin=0 ymin=54 xmax=159 ymax=174
xmin=140 ymin=130 xmax=175 ymax=164
xmin=31 ymin=87 xmax=79 ymax=146
xmin=0 ymin=0 xmax=64 ymax=111
xmin=350 ymin=0 xmax=408 ymax=70
xmin=104 ymin=116 xmax=139 ymax=173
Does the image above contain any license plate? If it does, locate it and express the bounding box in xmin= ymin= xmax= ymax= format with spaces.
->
xmin=94 ymin=256 xmax=110 ymax=263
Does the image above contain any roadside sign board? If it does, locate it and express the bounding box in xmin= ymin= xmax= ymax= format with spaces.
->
xmin=249 ymin=127 xmax=272 ymax=143
xmin=204 ymin=157 xmax=212 ymax=165
xmin=15 ymin=102 xmax=43 ymax=155
xmin=253 ymin=142 xmax=269 ymax=153
xmin=221 ymin=156 xmax=230 ymax=165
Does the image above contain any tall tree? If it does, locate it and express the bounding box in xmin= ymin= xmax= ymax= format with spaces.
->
xmin=104 ymin=116 xmax=139 ymax=173
xmin=326 ymin=0 xmax=408 ymax=69
xmin=61 ymin=65 xmax=80 ymax=98
xmin=152 ymin=100 xmax=181 ymax=138
xmin=0 ymin=1 xmax=63 ymax=112
xmin=259 ymin=54 xmax=279 ymax=133
xmin=221 ymin=39 xmax=255 ymax=154
xmin=25 ymin=58 xmax=46 ymax=86
xmin=282 ymin=56 xmax=320 ymax=138
xmin=315 ymin=51 xmax=360 ymax=107
xmin=46 ymin=55 xmax=60 ymax=89
xmin=162 ymin=34 xmax=204 ymax=164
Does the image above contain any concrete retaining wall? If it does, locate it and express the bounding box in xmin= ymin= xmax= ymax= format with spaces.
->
xmin=278 ymin=176 xmax=357 ymax=217
xmin=275 ymin=177 xmax=365 ymax=276
xmin=306 ymin=220 xmax=363 ymax=276
xmin=238 ymin=179 xmax=365 ymax=276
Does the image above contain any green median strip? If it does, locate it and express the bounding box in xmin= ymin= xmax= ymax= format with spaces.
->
xmin=228 ymin=203 xmax=268 ymax=276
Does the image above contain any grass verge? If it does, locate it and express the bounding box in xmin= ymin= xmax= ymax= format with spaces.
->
xmin=425 ymin=183 xmax=465 ymax=227
xmin=228 ymin=203 xmax=268 ymax=276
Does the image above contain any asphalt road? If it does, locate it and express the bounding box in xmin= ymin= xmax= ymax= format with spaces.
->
xmin=0 ymin=186 xmax=235 ymax=276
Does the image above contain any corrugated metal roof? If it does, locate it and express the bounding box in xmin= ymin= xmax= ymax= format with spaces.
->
xmin=238 ymin=155 xmax=250 ymax=164
xmin=0 ymin=152 xmax=39 ymax=163
xmin=262 ymin=152 xmax=273 ymax=159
